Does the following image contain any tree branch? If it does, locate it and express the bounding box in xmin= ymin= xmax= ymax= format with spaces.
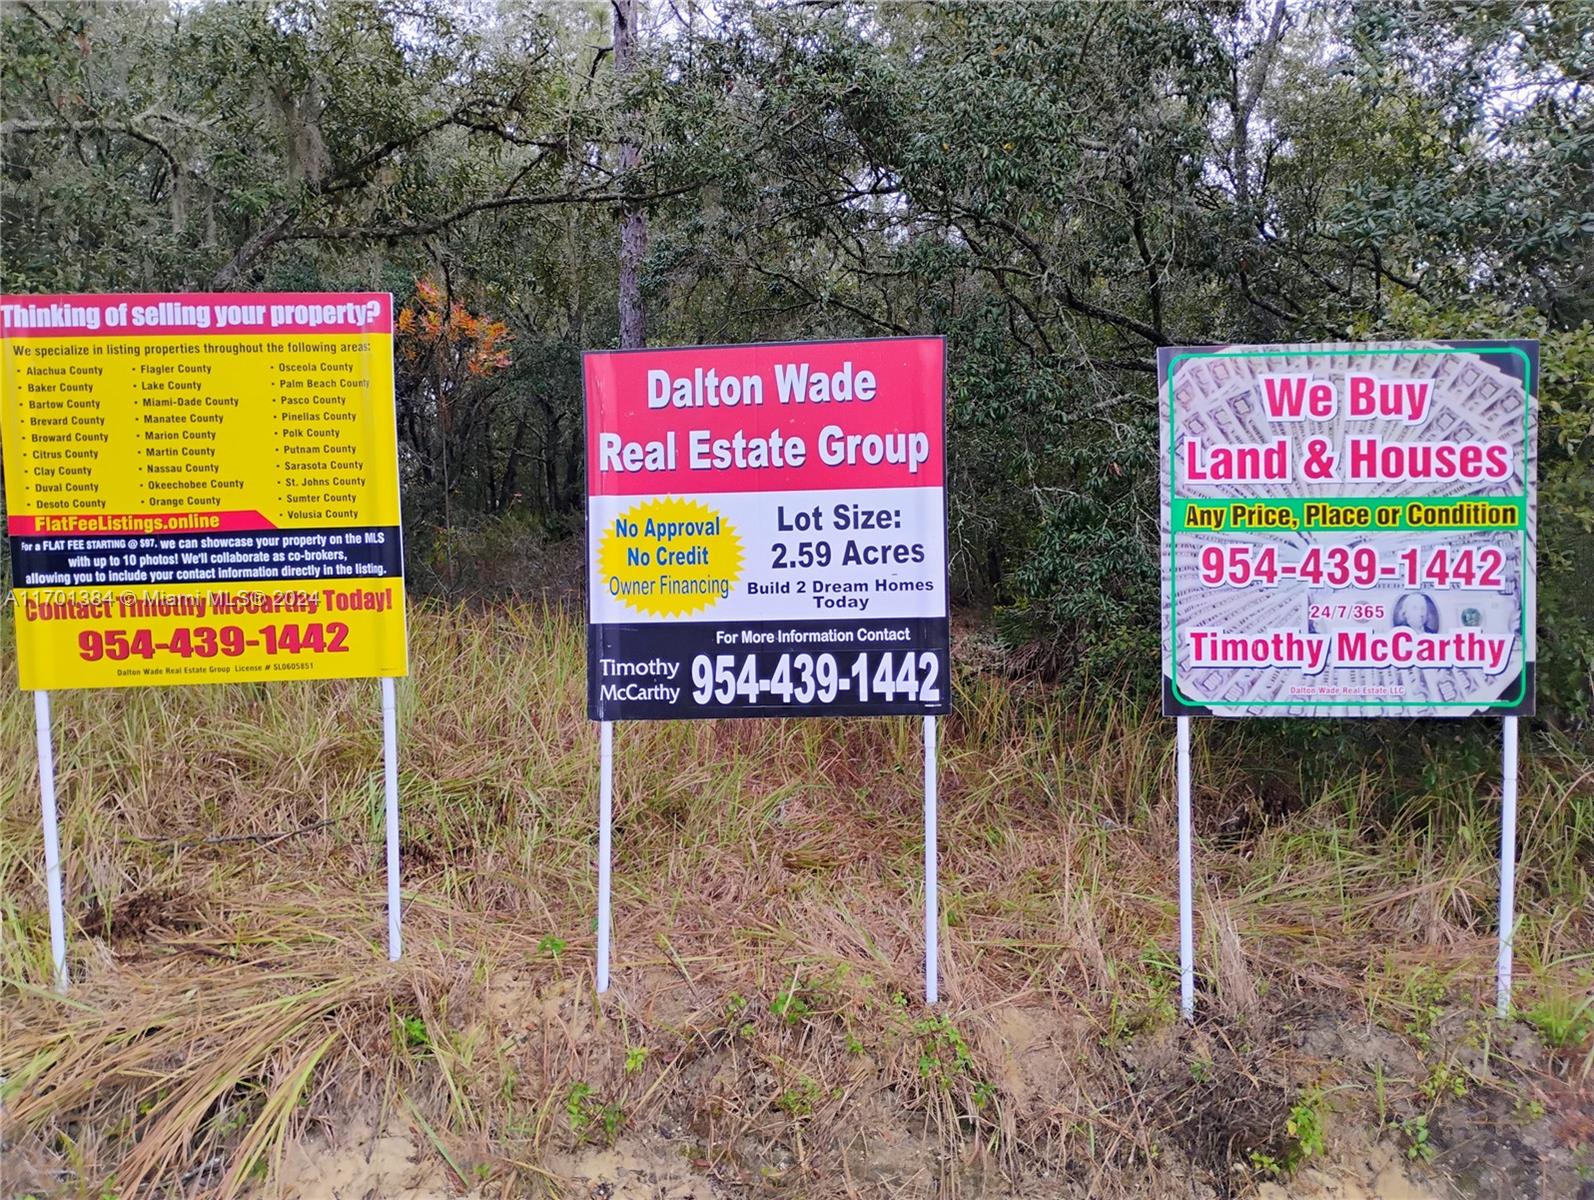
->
xmin=3 ymin=116 xmax=180 ymax=176
xmin=281 ymin=181 xmax=702 ymax=245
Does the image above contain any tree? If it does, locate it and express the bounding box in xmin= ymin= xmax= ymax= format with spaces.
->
xmin=4 ymin=0 xmax=1590 ymax=714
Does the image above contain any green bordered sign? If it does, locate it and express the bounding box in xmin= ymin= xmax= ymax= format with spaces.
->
xmin=1159 ymin=341 xmax=1536 ymax=718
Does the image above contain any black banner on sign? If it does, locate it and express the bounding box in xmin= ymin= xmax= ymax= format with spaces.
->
xmin=588 ymin=617 xmax=952 ymax=720
xmin=9 ymin=525 xmax=404 ymax=589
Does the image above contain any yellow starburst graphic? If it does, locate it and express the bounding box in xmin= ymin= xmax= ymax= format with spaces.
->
xmin=596 ymin=497 xmax=744 ymax=618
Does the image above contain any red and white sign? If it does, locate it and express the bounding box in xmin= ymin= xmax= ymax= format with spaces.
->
xmin=585 ymin=337 xmax=948 ymax=719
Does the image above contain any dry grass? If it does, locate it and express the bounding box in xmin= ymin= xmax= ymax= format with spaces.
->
xmin=1 ymin=601 xmax=1590 ymax=1198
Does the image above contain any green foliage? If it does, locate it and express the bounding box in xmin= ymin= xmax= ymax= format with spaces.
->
xmin=564 ymin=1081 xmax=593 ymax=1131
xmin=1395 ymin=968 xmax=1449 ymax=1052
xmin=536 ymin=934 xmax=567 ymax=960
xmin=565 ymin=1081 xmax=623 ymax=1143
xmin=910 ymin=1013 xmax=991 ymax=1108
xmin=398 ymin=1014 xmax=430 ymax=1053
xmin=771 ymin=987 xmax=813 ymax=1026
xmin=1400 ymin=1114 xmax=1435 ymax=1163
xmin=1420 ymin=1062 xmax=1468 ymax=1104
xmin=996 ymin=425 xmax=1161 ymax=686
xmin=1525 ymin=990 xmax=1594 ymax=1051
xmin=1245 ymin=1086 xmax=1330 ymax=1178
xmin=1248 ymin=1150 xmax=1282 ymax=1178
xmin=775 ymin=1075 xmax=822 ymax=1117
xmin=3 ymin=0 xmax=1589 ymax=718
xmin=1098 ymin=950 xmax=1181 ymax=1045
xmin=724 ymin=992 xmax=755 ymax=1039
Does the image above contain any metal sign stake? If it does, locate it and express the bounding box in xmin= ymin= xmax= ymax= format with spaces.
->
xmin=382 ymin=677 xmax=402 ymax=961
xmin=1177 ymin=715 xmax=1195 ymax=1020
xmin=1496 ymin=715 xmax=1519 ymax=1017
xmin=597 ymin=719 xmax=614 ymax=993
xmin=924 ymin=715 xmax=939 ymax=1005
xmin=35 ymin=691 xmax=68 ymax=991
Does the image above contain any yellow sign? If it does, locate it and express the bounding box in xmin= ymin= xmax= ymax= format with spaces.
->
xmin=2 ymin=292 xmax=408 ymax=689
xmin=595 ymin=497 xmax=744 ymax=618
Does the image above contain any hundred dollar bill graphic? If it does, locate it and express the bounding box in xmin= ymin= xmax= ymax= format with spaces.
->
xmin=1160 ymin=341 xmax=1536 ymax=718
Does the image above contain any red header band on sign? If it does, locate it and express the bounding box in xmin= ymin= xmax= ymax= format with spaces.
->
xmin=584 ymin=336 xmax=945 ymax=495
xmin=0 ymin=293 xmax=393 ymax=338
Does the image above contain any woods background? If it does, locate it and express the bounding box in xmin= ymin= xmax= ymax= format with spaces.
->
xmin=3 ymin=0 xmax=1590 ymax=724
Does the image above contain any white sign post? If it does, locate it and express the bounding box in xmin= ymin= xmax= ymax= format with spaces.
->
xmin=596 ymin=720 xmax=614 ymax=993
xmin=382 ymin=677 xmax=403 ymax=961
xmin=1497 ymin=716 xmax=1519 ymax=1017
xmin=1176 ymin=715 xmax=1194 ymax=1020
xmin=923 ymin=715 xmax=939 ymax=1005
xmin=584 ymin=337 xmax=950 ymax=1001
xmin=1160 ymin=340 xmax=1537 ymax=1020
xmin=34 ymin=691 xmax=68 ymax=992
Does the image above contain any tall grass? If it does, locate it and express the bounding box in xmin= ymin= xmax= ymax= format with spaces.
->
xmin=1 ymin=601 xmax=1589 ymax=1196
